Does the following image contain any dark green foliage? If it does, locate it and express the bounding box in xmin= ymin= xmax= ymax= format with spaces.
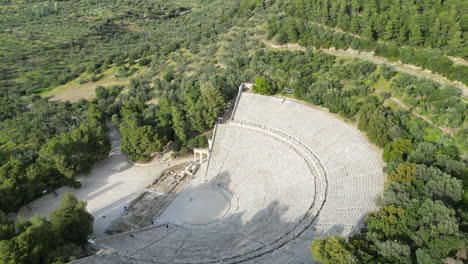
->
xmin=112 ymin=75 xmax=229 ymax=162
xmin=95 ymin=85 xmax=123 ymax=101
xmin=127 ymin=77 xmax=154 ymax=102
xmin=49 ymin=193 xmax=93 ymax=246
xmin=39 ymin=122 xmax=110 ymax=178
xmin=310 ymin=236 xmax=356 ymax=264
xmin=117 ymin=101 xmax=167 ymax=161
xmin=38 ymin=104 xmax=109 ymax=178
xmin=357 ymin=103 xmax=399 ymax=148
xmin=0 ymin=1 xmax=465 ymax=263
xmin=268 ymin=0 xmax=468 ymax=85
xmin=162 ymin=70 xmax=175 ymax=82
xmin=380 ymin=65 xmax=397 ymax=81
xmin=187 ymin=135 xmax=209 ymax=149
xmin=348 ymin=60 xmax=376 ymax=78
xmin=252 ymin=76 xmax=276 ymax=95
xmin=0 ymin=194 xmax=92 ymax=263
xmin=0 ymin=211 xmax=15 ymax=241
xmin=138 ymin=58 xmax=152 ymax=66
xmin=199 ymin=82 xmax=227 ymax=129
xmin=93 ymin=85 xmax=123 ymax=116
xmin=409 ymin=142 xmax=465 ymax=176
xmin=115 ymin=66 xmax=137 ymax=78
xmin=383 ymin=138 xmax=413 ymax=163
xmin=0 ymin=96 xmax=23 ymax=122
xmin=172 ymin=105 xmax=188 ymax=144
xmin=0 ymin=100 xmax=110 ymax=213
xmin=121 ymin=125 xmax=166 ymax=161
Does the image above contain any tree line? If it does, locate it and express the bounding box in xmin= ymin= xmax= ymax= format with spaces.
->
xmin=93 ymin=76 xmax=230 ymax=161
xmin=288 ymin=0 xmax=465 ymax=55
xmin=267 ymin=0 xmax=468 ymax=86
xmin=0 ymin=0 xmax=262 ymax=212
xmin=0 ymin=0 xmax=465 ymax=262
xmin=0 ymin=98 xmax=110 ymax=213
xmin=0 ymin=193 xmax=94 ymax=263
xmin=248 ymin=48 xmax=466 ymax=263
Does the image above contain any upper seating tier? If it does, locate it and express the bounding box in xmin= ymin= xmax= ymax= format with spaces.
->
xmin=89 ymin=91 xmax=384 ymax=264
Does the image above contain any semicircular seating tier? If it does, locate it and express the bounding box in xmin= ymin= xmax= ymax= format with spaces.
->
xmin=89 ymin=91 xmax=385 ymax=264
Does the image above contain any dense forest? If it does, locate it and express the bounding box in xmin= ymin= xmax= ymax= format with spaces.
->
xmin=0 ymin=98 xmax=110 ymax=212
xmin=268 ymin=0 xmax=468 ymax=85
xmin=248 ymin=50 xmax=466 ymax=263
xmin=286 ymin=0 xmax=466 ymax=54
xmin=0 ymin=193 xmax=94 ymax=263
xmin=0 ymin=0 xmax=466 ymax=263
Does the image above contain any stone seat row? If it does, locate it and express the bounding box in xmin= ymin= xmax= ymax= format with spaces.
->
xmin=90 ymin=91 xmax=384 ymax=264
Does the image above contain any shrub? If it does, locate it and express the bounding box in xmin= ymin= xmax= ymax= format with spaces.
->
xmin=187 ymin=135 xmax=208 ymax=149
xmin=252 ymin=76 xmax=276 ymax=95
xmin=162 ymin=70 xmax=175 ymax=81
xmin=379 ymin=92 xmax=391 ymax=99
xmin=70 ymin=181 xmax=81 ymax=189
xmin=138 ymin=58 xmax=151 ymax=66
xmin=387 ymin=162 xmax=417 ymax=182
xmin=380 ymin=65 xmax=397 ymax=80
xmin=90 ymin=74 xmax=104 ymax=82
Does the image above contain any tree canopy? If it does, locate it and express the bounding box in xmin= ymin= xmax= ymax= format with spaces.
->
xmin=0 ymin=194 xmax=93 ymax=263
xmin=0 ymin=1 xmax=465 ymax=263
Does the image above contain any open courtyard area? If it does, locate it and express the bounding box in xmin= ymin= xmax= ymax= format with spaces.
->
xmin=73 ymin=87 xmax=385 ymax=263
xmin=17 ymin=125 xmax=193 ymax=238
xmin=156 ymin=183 xmax=231 ymax=226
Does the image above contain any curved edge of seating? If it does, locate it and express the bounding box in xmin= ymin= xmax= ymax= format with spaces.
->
xmin=217 ymin=121 xmax=327 ymax=263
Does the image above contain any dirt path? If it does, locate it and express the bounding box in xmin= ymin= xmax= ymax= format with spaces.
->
xmin=17 ymin=123 xmax=193 ymax=238
xmin=389 ymin=97 xmax=453 ymax=135
xmin=264 ymin=42 xmax=306 ymax=51
xmin=309 ymin=21 xmax=468 ymax=67
xmin=320 ymin=48 xmax=468 ymax=97
xmin=262 ymin=39 xmax=468 ymax=97
xmin=262 ymin=39 xmax=459 ymax=135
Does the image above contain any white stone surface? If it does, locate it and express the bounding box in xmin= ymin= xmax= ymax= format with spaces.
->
xmin=17 ymin=124 xmax=192 ymax=238
xmin=155 ymin=181 xmax=231 ymax=226
xmin=80 ymin=91 xmax=385 ymax=263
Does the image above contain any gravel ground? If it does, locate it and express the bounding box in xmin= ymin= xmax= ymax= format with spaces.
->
xmin=17 ymin=124 xmax=192 ymax=238
xmin=155 ymin=167 xmax=231 ymax=226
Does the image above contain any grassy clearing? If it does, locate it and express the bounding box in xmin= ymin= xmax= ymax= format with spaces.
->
xmin=41 ymin=65 xmax=149 ymax=102
xmin=370 ymin=76 xmax=392 ymax=93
